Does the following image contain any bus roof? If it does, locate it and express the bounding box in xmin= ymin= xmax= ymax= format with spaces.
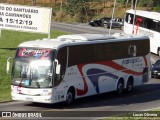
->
xmin=57 ymin=34 xmax=115 ymax=41
xmin=18 ymin=34 xmax=115 ymax=49
xmin=18 ymin=33 xmax=149 ymax=49
xmin=126 ymin=9 xmax=160 ymax=21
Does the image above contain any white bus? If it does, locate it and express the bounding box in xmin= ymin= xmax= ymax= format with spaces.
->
xmin=7 ymin=33 xmax=150 ymax=104
xmin=124 ymin=9 xmax=160 ymax=56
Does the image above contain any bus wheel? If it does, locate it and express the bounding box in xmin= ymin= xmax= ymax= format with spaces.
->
xmin=65 ymin=88 xmax=75 ymax=105
xmin=125 ymin=78 xmax=133 ymax=93
xmin=116 ymin=80 xmax=124 ymax=94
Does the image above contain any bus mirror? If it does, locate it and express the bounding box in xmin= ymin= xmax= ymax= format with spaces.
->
xmin=6 ymin=57 xmax=13 ymax=74
xmin=55 ymin=59 xmax=61 ymax=74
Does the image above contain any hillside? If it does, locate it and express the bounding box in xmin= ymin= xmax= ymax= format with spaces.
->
xmin=1 ymin=0 xmax=160 ymax=23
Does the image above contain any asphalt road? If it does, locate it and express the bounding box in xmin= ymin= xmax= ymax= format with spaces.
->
xmin=51 ymin=21 xmax=122 ymax=34
xmin=1 ymin=78 xmax=160 ymax=118
xmin=0 ymin=22 xmax=160 ymax=119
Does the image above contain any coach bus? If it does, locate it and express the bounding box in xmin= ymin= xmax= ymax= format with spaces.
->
xmin=124 ymin=9 xmax=160 ymax=56
xmin=7 ymin=33 xmax=150 ymax=104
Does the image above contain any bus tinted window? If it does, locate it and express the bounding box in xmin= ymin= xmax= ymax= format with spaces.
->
xmin=68 ymin=39 xmax=149 ymax=67
xmin=144 ymin=18 xmax=157 ymax=31
xmin=125 ymin=13 xmax=134 ymax=24
xmin=68 ymin=45 xmax=93 ymax=66
xmin=55 ymin=47 xmax=67 ymax=86
xmin=157 ymin=22 xmax=160 ymax=32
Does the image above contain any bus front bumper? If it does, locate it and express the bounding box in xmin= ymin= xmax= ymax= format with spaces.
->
xmin=11 ymin=92 xmax=53 ymax=104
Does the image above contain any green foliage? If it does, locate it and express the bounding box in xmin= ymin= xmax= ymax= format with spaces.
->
xmin=147 ymin=0 xmax=154 ymax=7
xmin=153 ymin=1 xmax=160 ymax=7
xmin=65 ymin=0 xmax=95 ymax=23
xmin=154 ymin=6 xmax=160 ymax=12
xmin=138 ymin=0 xmax=148 ymax=7
xmin=118 ymin=0 xmax=126 ymax=5
xmin=138 ymin=0 xmax=158 ymax=7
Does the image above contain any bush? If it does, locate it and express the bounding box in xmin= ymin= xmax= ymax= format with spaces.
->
xmin=54 ymin=11 xmax=66 ymax=22
xmin=154 ymin=6 xmax=160 ymax=12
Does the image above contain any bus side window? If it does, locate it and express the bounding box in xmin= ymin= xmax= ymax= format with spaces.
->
xmin=144 ymin=18 xmax=157 ymax=31
xmin=157 ymin=22 xmax=160 ymax=32
xmin=54 ymin=47 xmax=67 ymax=87
xmin=126 ymin=13 xmax=134 ymax=24
xmin=125 ymin=13 xmax=129 ymax=23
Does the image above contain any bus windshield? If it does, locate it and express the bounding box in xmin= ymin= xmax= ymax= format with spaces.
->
xmin=12 ymin=47 xmax=55 ymax=88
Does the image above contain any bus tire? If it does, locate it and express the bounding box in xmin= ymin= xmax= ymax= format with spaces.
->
xmin=116 ymin=79 xmax=124 ymax=94
xmin=125 ymin=77 xmax=133 ymax=93
xmin=65 ymin=88 xmax=75 ymax=105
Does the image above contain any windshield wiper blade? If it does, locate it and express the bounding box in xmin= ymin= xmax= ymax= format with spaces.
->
xmin=19 ymin=78 xmax=23 ymax=87
xmin=36 ymin=81 xmax=40 ymax=88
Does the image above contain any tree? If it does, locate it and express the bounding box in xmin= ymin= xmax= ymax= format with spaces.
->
xmin=65 ymin=0 xmax=93 ymax=22
xmin=147 ymin=0 xmax=154 ymax=10
xmin=138 ymin=0 xmax=150 ymax=7
xmin=32 ymin=0 xmax=36 ymax=6
xmin=126 ymin=0 xmax=129 ymax=8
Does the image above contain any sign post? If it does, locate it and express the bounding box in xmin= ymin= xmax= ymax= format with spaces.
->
xmin=48 ymin=8 xmax=52 ymax=39
xmin=109 ymin=0 xmax=116 ymax=35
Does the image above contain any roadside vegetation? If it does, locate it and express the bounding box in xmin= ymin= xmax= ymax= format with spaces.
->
xmin=0 ymin=30 xmax=69 ymax=102
xmin=2 ymin=0 xmax=160 ymax=23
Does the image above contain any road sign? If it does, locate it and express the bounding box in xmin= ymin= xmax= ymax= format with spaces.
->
xmin=0 ymin=4 xmax=52 ymax=34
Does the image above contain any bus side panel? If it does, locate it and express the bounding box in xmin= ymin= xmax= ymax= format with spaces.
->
xmin=58 ymin=55 xmax=149 ymax=99
xmin=82 ymin=63 xmax=118 ymax=94
xmin=124 ymin=22 xmax=133 ymax=34
xmin=53 ymin=37 xmax=150 ymax=101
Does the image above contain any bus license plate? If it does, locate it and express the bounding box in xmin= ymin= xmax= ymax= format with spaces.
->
xmin=26 ymin=97 xmax=33 ymax=101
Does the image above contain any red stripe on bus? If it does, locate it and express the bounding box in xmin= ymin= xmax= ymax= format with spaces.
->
xmin=76 ymin=64 xmax=88 ymax=96
xmin=100 ymin=61 xmax=143 ymax=75
xmin=76 ymin=57 xmax=147 ymax=96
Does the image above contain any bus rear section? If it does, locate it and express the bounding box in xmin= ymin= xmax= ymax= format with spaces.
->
xmin=124 ymin=9 xmax=160 ymax=56
xmin=7 ymin=33 xmax=150 ymax=104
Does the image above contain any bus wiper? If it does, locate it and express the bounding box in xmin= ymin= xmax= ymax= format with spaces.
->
xmin=30 ymin=70 xmax=41 ymax=88
xmin=29 ymin=70 xmax=33 ymax=86
xmin=36 ymin=81 xmax=40 ymax=88
xmin=19 ymin=78 xmax=24 ymax=87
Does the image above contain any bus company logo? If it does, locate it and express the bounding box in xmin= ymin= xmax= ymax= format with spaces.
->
xmin=18 ymin=48 xmax=50 ymax=57
xmin=135 ymin=17 xmax=142 ymax=34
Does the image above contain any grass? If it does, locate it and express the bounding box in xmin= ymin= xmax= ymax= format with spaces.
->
xmin=0 ymin=29 xmax=69 ymax=102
